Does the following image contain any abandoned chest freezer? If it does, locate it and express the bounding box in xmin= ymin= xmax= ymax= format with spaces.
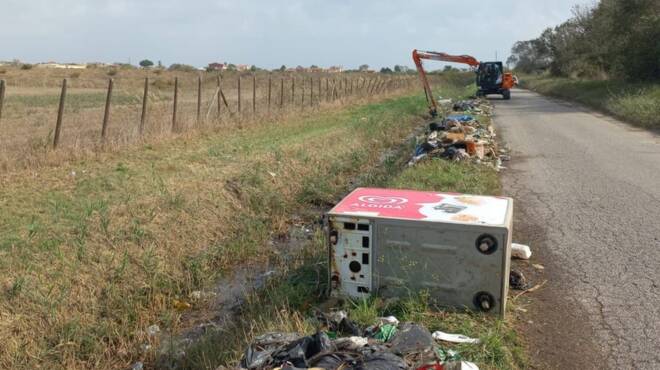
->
xmin=327 ymin=187 xmax=513 ymax=317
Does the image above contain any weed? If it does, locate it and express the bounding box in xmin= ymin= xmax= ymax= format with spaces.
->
xmin=521 ymin=75 xmax=660 ymax=129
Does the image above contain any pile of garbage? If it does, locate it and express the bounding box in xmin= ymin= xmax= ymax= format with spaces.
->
xmin=410 ymin=98 xmax=506 ymax=170
xmin=237 ymin=311 xmax=481 ymax=370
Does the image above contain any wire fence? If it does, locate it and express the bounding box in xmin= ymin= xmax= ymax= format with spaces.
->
xmin=0 ymin=72 xmax=417 ymax=168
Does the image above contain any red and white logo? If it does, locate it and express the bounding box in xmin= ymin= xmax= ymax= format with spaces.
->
xmin=357 ymin=195 xmax=408 ymax=205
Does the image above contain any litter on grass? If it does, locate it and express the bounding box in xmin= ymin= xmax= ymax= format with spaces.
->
xmin=239 ymin=312 xmax=481 ymax=370
xmin=409 ymin=97 xmax=505 ymax=171
xmin=511 ymin=243 xmax=532 ymax=260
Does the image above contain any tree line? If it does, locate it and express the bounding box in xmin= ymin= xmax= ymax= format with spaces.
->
xmin=507 ymin=0 xmax=660 ymax=81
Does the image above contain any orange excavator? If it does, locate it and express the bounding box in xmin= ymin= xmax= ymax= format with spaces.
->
xmin=412 ymin=49 xmax=515 ymax=116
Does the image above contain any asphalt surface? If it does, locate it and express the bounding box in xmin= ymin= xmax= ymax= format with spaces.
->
xmin=492 ymin=89 xmax=660 ymax=370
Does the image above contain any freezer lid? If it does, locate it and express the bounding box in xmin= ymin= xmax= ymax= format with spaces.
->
xmin=328 ymin=187 xmax=512 ymax=227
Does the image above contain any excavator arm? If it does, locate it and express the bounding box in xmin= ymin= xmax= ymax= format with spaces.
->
xmin=412 ymin=49 xmax=480 ymax=117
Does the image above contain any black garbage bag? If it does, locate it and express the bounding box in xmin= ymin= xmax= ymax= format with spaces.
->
xmin=360 ymin=352 xmax=409 ymax=370
xmin=388 ymin=323 xmax=433 ymax=356
xmin=272 ymin=332 xmax=335 ymax=368
xmin=316 ymin=310 xmax=361 ymax=336
xmin=429 ymin=121 xmax=448 ymax=131
xmin=310 ymin=352 xmax=359 ymax=369
xmin=240 ymin=332 xmax=302 ymax=369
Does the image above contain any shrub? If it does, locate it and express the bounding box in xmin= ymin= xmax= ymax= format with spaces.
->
xmin=21 ymin=64 xmax=33 ymax=70
xmin=168 ymin=63 xmax=197 ymax=72
xmin=107 ymin=69 xmax=118 ymax=77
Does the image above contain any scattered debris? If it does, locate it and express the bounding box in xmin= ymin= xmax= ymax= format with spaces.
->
xmin=509 ymin=270 xmax=528 ymax=290
xmin=131 ymin=361 xmax=144 ymax=370
xmin=389 ymin=323 xmax=434 ymax=355
xmin=432 ymin=331 xmax=481 ymax=344
xmin=408 ymin=98 xmax=502 ymax=169
xmin=442 ymin=361 xmax=480 ymax=370
xmin=532 ymin=264 xmax=545 ymax=270
xmin=146 ymin=324 xmax=160 ymax=337
xmin=513 ymin=280 xmax=548 ymax=301
xmin=378 ymin=316 xmax=401 ymax=326
xmin=173 ymin=299 xmax=192 ymax=311
xmin=511 ymin=243 xmax=532 ymax=260
xmin=239 ymin=313 xmax=484 ymax=369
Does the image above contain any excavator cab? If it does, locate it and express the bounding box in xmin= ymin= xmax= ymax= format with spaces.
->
xmin=476 ymin=62 xmax=512 ymax=100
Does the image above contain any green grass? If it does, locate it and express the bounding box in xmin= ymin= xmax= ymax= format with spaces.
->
xmin=0 ymin=88 xmax=430 ymax=369
xmin=520 ymin=75 xmax=660 ymax=129
xmin=178 ymin=77 xmax=525 ymax=370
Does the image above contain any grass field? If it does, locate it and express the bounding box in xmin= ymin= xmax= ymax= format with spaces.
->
xmin=0 ymin=66 xmax=415 ymax=170
xmin=519 ymin=75 xmax=660 ymax=130
xmin=0 ymin=72 xmax=525 ymax=369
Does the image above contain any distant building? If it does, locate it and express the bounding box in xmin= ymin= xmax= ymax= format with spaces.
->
xmin=236 ymin=64 xmax=252 ymax=71
xmin=326 ymin=66 xmax=343 ymax=73
xmin=207 ymin=62 xmax=228 ymax=71
xmin=36 ymin=62 xmax=87 ymax=69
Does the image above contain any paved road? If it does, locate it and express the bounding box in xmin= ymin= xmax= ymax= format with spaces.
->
xmin=493 ymin=89 xmax=660 ymax=370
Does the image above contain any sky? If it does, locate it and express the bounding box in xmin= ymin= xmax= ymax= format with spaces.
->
xmin=0 ymin=0 xmax=595 ymax=69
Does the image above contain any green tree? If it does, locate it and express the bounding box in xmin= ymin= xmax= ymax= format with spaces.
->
xmin=279 ymin=65 xmax=286 ymax=71
xmin=358 ymin=64 xmax=369 ymax=71
xmin=139 ymin=59 xmax=154 ymax=68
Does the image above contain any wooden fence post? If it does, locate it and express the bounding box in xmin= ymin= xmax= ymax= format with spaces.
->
xmin=172 ymin=77 xmax=178 ymax=131
xmin=196 ymin=75 xmax=202 ymax=124
xmin=0 ymin=80 xmax=5 ymax=126
xmin=317 ymin=78 xmax=321 ymax=106
xmin=101 ymin=78 xmax=113 ymax=140
xmin=291 ymin=77 xmax=295 ymax=105
xmin=301 ymin=78 xmax=305 ymax=109
xmin=53 ymin=79 xmax=67 ymax=148
xmin=309 ymin=77 xmax=313 ymax=108
xmin=218 ymin=78 xmax=230 ymax=114
xmin=268 ymin=75 xmax=272 ymax=112
xmin=139 ymin=78 xmax=149 ymax=134
xmin=218 ymin=75 xmax=222 ymax=118
xmin=280 ymin=78 xmax=284 ymax=109
xmin=252 ymin=74 xmax=256 ymax=114
xmin=238 ymin=75 xmax=242 ymax=115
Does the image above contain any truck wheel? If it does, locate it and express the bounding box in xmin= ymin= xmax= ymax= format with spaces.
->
xmin=502 ymin=90 xmax=511 ymax=100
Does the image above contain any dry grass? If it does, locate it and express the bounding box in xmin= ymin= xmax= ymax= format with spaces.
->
xmin=0 ymin=66 xmax=417 ymax=170
xmin=0 ymin=86 xmax=431 ymax=369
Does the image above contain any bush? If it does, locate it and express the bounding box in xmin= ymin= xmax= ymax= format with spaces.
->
xmin=168 ymin=63 xmax=197 ymax=72
xmin=21 ymin=64 xmax=33 ymax=70
xmin=0 ymin=69 xmax=6 ymax=74
xmin=107 ymin=69 xmax=118 ymax=77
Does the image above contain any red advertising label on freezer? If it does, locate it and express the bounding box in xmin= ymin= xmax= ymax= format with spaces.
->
xmin=329 ymin=187 xmax=511 ymax=226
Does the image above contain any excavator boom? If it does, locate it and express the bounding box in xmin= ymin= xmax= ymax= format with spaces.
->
xmin=413 ymin=49 xmax=481 ymax=116
xmin=412 ymin=49 xmax=513 ymax=116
